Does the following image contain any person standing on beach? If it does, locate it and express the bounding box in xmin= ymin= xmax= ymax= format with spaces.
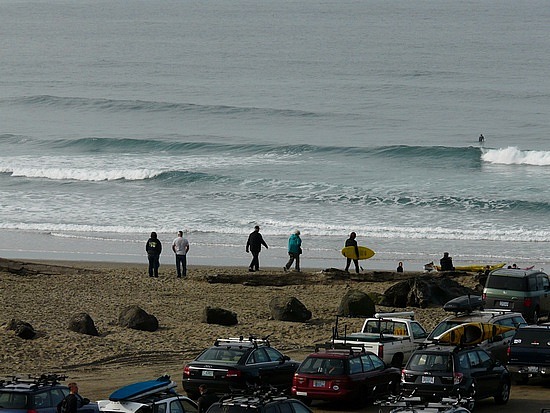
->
xmin=284 ymin=229 xmax=302 ymax=272
xmin=344 ymin=232 xmax=360 ymax=274
xmin=57 ymin=382 xmax=79 ymax=413
xmin=172 ymin=230 xmax=189 ymax=278
xmin=146 ymin=231 xmax=162 ymax=277
xmin=246 ymin=225 xmax=268 ymax=272
xmin=197 ymin=384 xmax=219 ymax=413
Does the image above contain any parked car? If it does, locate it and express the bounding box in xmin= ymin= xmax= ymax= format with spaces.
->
xmin=98 ymin=376 xmax=197 ymax=413
xmin=401 ymin=345 xmax=511 ymax=411
xmin=0 ymin=374 xmax=98 ymax=413
xmin=291 ymin=344 xmax=400 ymax=405
xmin=206 ymin=388 xmax=312 ymax=413
xmin=331 ymin=312 xmax=428 ymax=367
xmin=182 ymin=337 xmax=300 ymax=399
xmin=507 ymin=322 xmax=550 ymax=384
xmin=483 ymin=268 xmax=550 ymax=323
xmin=426 ymin=297 xmax=526 ymax=363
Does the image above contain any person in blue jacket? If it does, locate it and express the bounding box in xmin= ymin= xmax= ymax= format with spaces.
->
xmin=283 ymin=229 xmax=302 ymax=272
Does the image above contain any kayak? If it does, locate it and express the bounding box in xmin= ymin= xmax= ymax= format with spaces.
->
xmin=435 ymin=263 xmax=506 ymax=272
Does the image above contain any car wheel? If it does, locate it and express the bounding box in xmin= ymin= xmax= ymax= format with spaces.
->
xmin=390 ymin=353 xmax=404 ymax=368
xmin=494 ymin=379 xmax=510 ymax=404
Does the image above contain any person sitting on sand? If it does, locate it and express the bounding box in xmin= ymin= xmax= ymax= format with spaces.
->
xmin=439 ymin=252 xmax=454 ymax=271
xmin=397 ymin=261 xmax=404 ymax=273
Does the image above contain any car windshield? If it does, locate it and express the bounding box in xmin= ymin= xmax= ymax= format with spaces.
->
xmin=486 ymin=275 xmax=528 ymax=291
xmin=297 ymin=357 xmax=345 ymax=375
xmin=428 ymin=321 xmax=463 ymax=339
xmin=0 ymin=391 xmax=28 ymax=409
xmin=196 ymin=347 xmax=247 ymax=363
xmin=407 ymin=353 xmax=453 ymax=373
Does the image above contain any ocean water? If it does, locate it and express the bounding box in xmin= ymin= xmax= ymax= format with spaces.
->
xmin=1 ymin=0 xmax=550 ymax=271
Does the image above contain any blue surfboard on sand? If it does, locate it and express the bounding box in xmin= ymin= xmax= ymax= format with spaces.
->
xmin=109 ymin=376 xmax=177 ymax=401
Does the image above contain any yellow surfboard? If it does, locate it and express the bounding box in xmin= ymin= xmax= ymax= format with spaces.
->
xmin=435 ymin=263 xmax=506 ymax=272
xmin=341 ymin=246 xmax=375 ymax=260
xmin=435 ymin=322 xmax=515 ymax=346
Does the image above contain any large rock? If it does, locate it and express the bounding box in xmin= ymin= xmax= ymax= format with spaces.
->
xmin=202 ymin=306 xmax=238 ymax=326
xmin=338 ymin=289 xmax=376 ymax=317
xmin=381 ymin=276 xmax=477 ymax=308
xmin=68 ymin=312 xmax=99 ymax=336
xmin=118 ymin=305 xmax=159 ymax=332
xmin=269 ymin=296 xmax=312 ymax=322
xmin=6 ymin=319 xmax=36 ymax=339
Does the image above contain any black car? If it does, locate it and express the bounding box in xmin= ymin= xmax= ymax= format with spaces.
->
xmin=507 ymin=323 xmax=550 ymax=384
xmin=401 ymin=345 xmax=511 ymax=411
xmin=206 ymin=389 xmax=312 ymax=413
xmin=0 ymin=374 xmax=98 ymax=413
xmin=182 ymin=337 xmax=300 ymax=399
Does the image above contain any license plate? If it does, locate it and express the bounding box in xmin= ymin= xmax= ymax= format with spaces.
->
xmin=201 ymin=370 xmax=214 ymax=377
xmin=313 ymin=380 xmax=326 ymax=387
xmin=499 ymin=301 xmax=509 ymax=307
xmin=422 ymin=376 xmax=434 ymax=384
xmin=528 ymin=366 xmax=539 ymax=373
xmin=296 ymin=391 xmax=307 ymax=396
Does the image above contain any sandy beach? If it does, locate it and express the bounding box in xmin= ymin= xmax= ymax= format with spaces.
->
xmin=1 ymin=259 xmax=548 ymax=412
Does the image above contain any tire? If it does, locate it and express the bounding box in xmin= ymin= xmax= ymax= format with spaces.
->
xmin=391 ymin=353 xmax=404 ymax=368
xmin=494 ymin=379 xmax=511 ymax=404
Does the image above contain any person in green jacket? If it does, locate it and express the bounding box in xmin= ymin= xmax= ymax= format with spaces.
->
xmin=283 ymin=229 xmax=302 ymax=272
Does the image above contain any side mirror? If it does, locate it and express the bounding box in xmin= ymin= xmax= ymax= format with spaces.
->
xmin=280 ymin=355 xmax=290 ymax=363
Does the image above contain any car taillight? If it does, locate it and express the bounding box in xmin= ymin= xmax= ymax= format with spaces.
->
xmin=524 ymin=297 xmax=532 ymax=307
xmin=482 ymin=293 xmax=486 ymax=300
xmin=453 ymin=372 xmax=463 ymax=385
xmin=183 ymin=365 xmax=190 ymax=377
xmin=378 ymin=345 xmax=383 ymax=359
xmin=293 ymin=374 xmax=305 ymax=385
xmin=401 ymin=369 xmax=405 ymax=382
xmin=27 ymin=410 xmax=39 ymax=413
xmin=226 ymin=369 xmax=241 ymax=378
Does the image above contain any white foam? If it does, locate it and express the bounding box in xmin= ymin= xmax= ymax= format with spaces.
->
xmin=482 ymin=146 xmax=550 ymax=166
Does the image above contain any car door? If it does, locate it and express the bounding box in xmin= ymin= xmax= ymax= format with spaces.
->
xmin=537 ymin=274 xmax=550 ymax=315
xmin=466 ymin=350 xmax=500 ymax=399
xmin=248 ymin=347 xmax=278 ymax=384
xmin=264 ymin=347 xmax=298 ymax=387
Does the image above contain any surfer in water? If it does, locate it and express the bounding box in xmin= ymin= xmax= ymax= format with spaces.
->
xmin=479 ymin=133 xmax=485 ymax=142
xmin=344 ymin=232 xmax=360 ymax=274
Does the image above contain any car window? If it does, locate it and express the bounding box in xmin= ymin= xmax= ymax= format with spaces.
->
xmin=410 ymin=322 xmax=427 ymax=339
xmin=495 ymin=317 xmax=520 ymax=338
xmin=171 ymin=399 xmax=198 ymax=413
xmin=466 ymin=351 xmax=481 ymax=368
xmin=476 ymin=350 xmax=492 ymax=368
xmin=289 ymin=401 xmax=311 ymax=413
xmin=368 ymin=354 xmax=385 ymax=371
xmin=296 ymin=357 xmax=324 ymax=374
xmin=197 ymin=347 xmax=246 ymax=363
xmin=153 ymin=402 xmax=167 ymax=413
xmin=408 ymin=353 xmax=451 ymax=372
xmin=537 ymin=274 xmax=549 ymax=290
xmin=458 ymin=354 xmax=469 ymax=370
xmin=429 ymin=321 xmax=462 ymax=338
xmin=349 ymin=357 xmax=362 ymax=374
xmin=248 ymin=348 xmax=270 ymax=364
xmin=31 ymin=391 xmax=52 ymax=408
xmin=264 ymin=347 xmax=284 ymax=362
xmin=528 ymin=276 xmax=537 ymax=291
xmin=361 ymin=355 xmax=374 ymax=372
xmin=51 ymin=389 xmax=66 ymax=407
xmin=0 ymin=392 xmax=28 ymax=409
xmin=487 ymin=275 xmax=527 ymax=291
xmin=266 ymin=401 xmax=283 ymax=413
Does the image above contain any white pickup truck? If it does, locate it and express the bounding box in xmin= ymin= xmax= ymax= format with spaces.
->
xmin=331 ymin=312 xmax=428 ymax=367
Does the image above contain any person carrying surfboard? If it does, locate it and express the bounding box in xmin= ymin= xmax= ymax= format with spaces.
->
xmin=344 ymin=232 xmax=360 ymax=273
xmin=283 ymin=229 xmax=302 ymax=272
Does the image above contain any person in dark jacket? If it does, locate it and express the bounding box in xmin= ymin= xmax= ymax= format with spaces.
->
xmin=57 ymin=382 xmax=79 ymax=413
xmin=439 ymin=252 xmax=454 ymax=271
xmin=344 ymin=232 xmax=360 ymax=274
xmin=397 ymin=261 xmax=404 ymax=273
xmin=197 ymin=384 xmax=219 ymax=413
xmin=246 ymin=225 xmax=268 ymax=272
xmin=146 ymin=231 xmax=162 ymax=277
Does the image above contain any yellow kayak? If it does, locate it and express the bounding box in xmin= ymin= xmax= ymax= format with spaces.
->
xmin=435 ymin=262 xmax=506 ymax=272
xmin=435 ymin=322 xmax=516 ymax=346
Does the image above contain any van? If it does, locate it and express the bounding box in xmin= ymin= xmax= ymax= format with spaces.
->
xmin=483 ymin=269 xmax=550 ymax=323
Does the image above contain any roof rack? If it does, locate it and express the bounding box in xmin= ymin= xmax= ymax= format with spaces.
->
xmin=374 ymin=311 xmax=415 ymax=320
xmin=1 ymin=374 xmax=67 ymax=388
xmin=314 ymin=342 xmax=366 ymax=354
xmin=218 ymin=386 xmax=290 ymax=406
xmin=214 ymin=336 xmax=271 ymax=348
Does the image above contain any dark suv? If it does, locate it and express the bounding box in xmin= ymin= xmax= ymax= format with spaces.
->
xmin=206 ymin=390 xmax=312 ymax=413
xmin=507 ymin=323 xmax=550 ymax=384
xmin=182 ymin=337 xmax=300 ymax=399
xmin=483 ymin=268 xmax=550 ymax=323
xmin=0 ymin=375 xmax=98 ymax=413
xmin=427 ymin=299 xmax=526 ymax=363
xmin=401 ymin=345 xmax=511 ymax=411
